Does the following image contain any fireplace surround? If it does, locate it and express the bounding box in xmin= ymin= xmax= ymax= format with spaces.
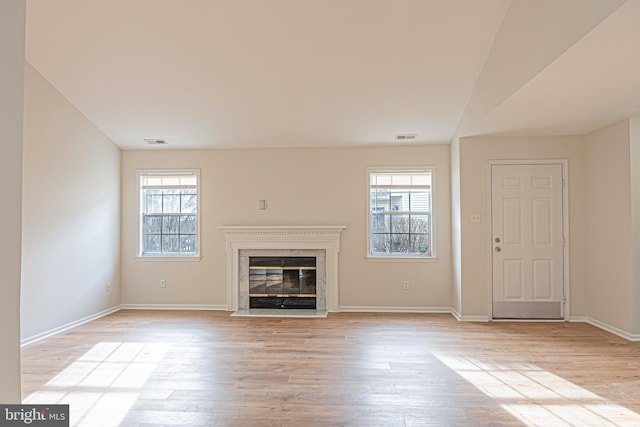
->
xmin=219 ymin=226 xmax=346 ymax=312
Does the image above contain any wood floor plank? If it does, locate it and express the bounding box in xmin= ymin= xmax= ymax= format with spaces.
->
xmin=21 ymin=310 xmax=640 ymax=426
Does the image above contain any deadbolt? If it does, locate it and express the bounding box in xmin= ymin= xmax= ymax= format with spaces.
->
xmin=495 ymin=247 xmax=502 ymax=252
xmin=494 ymin=237 xmax=501 ymax=243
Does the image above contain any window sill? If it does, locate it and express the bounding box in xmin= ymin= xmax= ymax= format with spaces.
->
xmin=366 ymin=255 xmax=437 ymax=263
xmin=136 ymin=256 xmax=201 ymax=262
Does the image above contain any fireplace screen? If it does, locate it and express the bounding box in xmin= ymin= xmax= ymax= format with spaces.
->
xmin=249 ymin=257 xmax=316 ymax=309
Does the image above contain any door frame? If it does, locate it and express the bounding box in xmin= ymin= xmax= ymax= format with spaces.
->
xmin=487 ymin=159 xmax=570 ymax=321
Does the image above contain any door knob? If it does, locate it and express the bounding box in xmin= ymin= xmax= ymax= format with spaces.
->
xmin=494 ymin=237 xmax=501 ymax=243
xmin=495 ymin=247 xmax=502 ymax=252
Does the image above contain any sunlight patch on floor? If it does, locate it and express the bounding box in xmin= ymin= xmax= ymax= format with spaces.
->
xmin=434 ymin=353 xmax=640 ymax=427
xmin=25 ymin=342 xmax=170 ymax=426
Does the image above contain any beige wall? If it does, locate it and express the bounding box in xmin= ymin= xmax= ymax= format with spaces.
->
xmin=21 ymin=64 xmax=121 ymax=341
xmin=121 ymin=145 xmax=452 ymax=309
xmin=457 ymin=136 xmax=587 ymax=318
xmin=0 ymin=0 xmax=25 ymax=403
xmin=585 ymin=119 xmax=634 ymax=333
xmin=632 ymin=116 xmax=640 ymax=334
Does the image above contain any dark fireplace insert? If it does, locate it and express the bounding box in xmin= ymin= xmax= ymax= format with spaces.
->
xmin=249 ymin=256 xmax=316 ymax=309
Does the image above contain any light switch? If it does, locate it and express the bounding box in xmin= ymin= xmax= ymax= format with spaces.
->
xmin=470 ymin=213 xmax=481 ymax=223
xmin=259 ymin=200 xmax=268 ymax=211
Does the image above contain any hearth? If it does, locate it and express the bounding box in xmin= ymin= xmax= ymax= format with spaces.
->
xmin=219 ymin=225 xmax=346 ymax=312
xmin=249 ymin=256 xmax=316 ymax=309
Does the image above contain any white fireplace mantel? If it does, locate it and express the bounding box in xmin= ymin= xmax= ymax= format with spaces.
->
xmin=219 ymin=226 xmax=346 ymax=312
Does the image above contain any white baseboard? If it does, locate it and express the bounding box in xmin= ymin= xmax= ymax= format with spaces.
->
xmin=449 ymin=308 xmax=490 ymax=322
xmin=338 ymin=306 xmax=453 ymax=314
xmin=21 ymin=304 xmax=640 ymax=345
xmin=583 ymin=317 xmax=640 ymax=341
xmin=21 ymin=305 xmax=122 ymax=347
xmin=336 ymin=306 xmax=489 ymax=322
xmin=120 ymin=304 xmax=227 ymax=311
xmin=448 ymin=307 xmax=491 ymax=322
xmin=458 ymin=315 xmax=490 ymax=322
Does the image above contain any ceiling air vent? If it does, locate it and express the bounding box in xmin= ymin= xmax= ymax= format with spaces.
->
xmin=394 ymin=133 xmax=418 ymax=141
xmin=144 ymin=138 xmax=168 ymax=145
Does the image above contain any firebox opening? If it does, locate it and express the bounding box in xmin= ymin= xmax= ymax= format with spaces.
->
xmin=249 ymin=256 xmax=316 ymax=309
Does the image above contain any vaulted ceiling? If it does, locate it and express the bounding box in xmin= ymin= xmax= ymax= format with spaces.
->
xmin=25 ymin=0 xmax=640 ymax=150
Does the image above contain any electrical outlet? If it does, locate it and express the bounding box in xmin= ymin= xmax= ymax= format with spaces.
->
xmin=403 ymin=281 xmax=409 ymax=290
xmin=106 ymin=282 xmax=112 ymax=293
xmin=470 ymin=213 xmax=481 ymax=223
xmin=160 ymin=280 xmax=166 ymax=288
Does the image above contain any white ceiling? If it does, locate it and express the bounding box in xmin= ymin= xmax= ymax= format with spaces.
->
xmin=470 ymin=0 xmax=640 ymax=137
xmin=25 ymin=0 xmax=640 ymax=150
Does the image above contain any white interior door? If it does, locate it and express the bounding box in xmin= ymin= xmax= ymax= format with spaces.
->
xmin=491 ymin=164 xmax=565 ymax=319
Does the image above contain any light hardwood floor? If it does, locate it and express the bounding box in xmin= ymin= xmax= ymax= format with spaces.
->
xmin=21 ymin=310 xmax=640 ymax=426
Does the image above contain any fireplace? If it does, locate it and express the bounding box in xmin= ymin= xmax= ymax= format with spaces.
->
xmin=219 ymin=225 xmax=346 ymax=313
xmin=239 ymin=249 xmax=325 ymax=311
xmin=249 ymin=256 xmax=316 ymax=309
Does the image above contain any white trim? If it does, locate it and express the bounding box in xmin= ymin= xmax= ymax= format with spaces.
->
xmin=365 ymin=256 xmax=438 ymax=263
xmin=487 ymin=159 xmax=570 ymax=321
xmin=492 ymin=318 xmax=565 ymax=323
xmin=21 ymin=305 xmax=122 ymax=347
xmin=457 ymin=315 xmax=490 ymax=322
xmin=135 ymin=256 xmax=202 ymax=262
xmin=449 ymin=308 xmax=490 ymax=322
xmin=338 ymin=306 xmax=489 ymax=322
xmin=338 ymin=306 xmax=452 ymax=314
xmin=136 ymin=168 xmax=201 ymax=258
xmin=450 ymin=308 xmax=490 ymax=322
xmin=231 ymin=309 xmax=328 ymax=318
xmin=583 ymin=317 xmax=640 ymax=341
xmin=120 ymin=304 xmax=227 ymax=311
xmin=365 ymin=165 xmax=437 ymax=260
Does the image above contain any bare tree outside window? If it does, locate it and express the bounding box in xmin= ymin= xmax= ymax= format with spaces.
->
xmin=369 ymin=169 xmax=432 ymax=257
xmin=139 ymin=171 xmax=199 ymax=257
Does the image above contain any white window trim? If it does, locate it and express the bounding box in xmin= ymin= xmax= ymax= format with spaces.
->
xmin=136 ymin=168 xmax=201 ymax=260
xmin=366 ymin=166 xmax=437 ymax=262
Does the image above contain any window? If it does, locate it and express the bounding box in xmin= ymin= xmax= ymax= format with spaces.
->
xmin=138 ymin=170 xmax=200 ymax=257
xmin=368 ymin=167 xmax=433 ymax=258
